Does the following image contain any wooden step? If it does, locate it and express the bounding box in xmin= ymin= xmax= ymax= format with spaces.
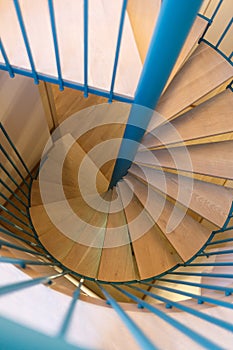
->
xmin=61 ymin=192 xmax=111 ymax=278
xmin=129 ymin=164 xmax=233 ymax=228
xmin=163 ymin=16 xmax=209 ymax=92
xmin=60 ymin=139 xmax=109 ymax=194
xmin=135 ymin=140 xmax=233 ymax=180
xmin=141 ymin=89 xmax=233 ymax=150
xmin=98 ymin=187 xmax=137 ymax=282
xmin=127 ymin=0 xmax=161 ymax=63
xmin=30 ymin=180 xmax=80 ymax=206
xmin=147 ymin=42 xmax=233 ymax=131
xmin=41 ymin=135 xmax=109 ymax=194
xmin=117 ymin=181 xmax=181 ymax=279
xmin=124 ymin=173 xmax=211 ymax=262
xmin=0 ymin=0 xmax=142 ymax=97
xmin=29 ymin=200 xmax=75 ymax=236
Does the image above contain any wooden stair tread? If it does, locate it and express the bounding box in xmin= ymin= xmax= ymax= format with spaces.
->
xmin=39 ymin=228 xmax=74 ymax=261
xmin=163 ymin=16 xmax=208 ymax=92
xmin=129 ymin=164 xmax=233 ymax=227
xmin=118 ymin=181 xmax=181 ymax=280
xmin=147 ymin=42 xmax=233 ymax=131
xmin=30 ymin=179 xmax=80 ymax=206
xmin=135 ymin=140 xmax=233 ymax=180
xmin=98 ymin=188 xmax=137 ymax=282
xmin=125 ymin=174 xmax=211 ymax=262
xmin=29 ymin=200 xmax=75 ymax=236
xmin=142 ymin=89 xmax=233 ymax=149
xmin=61 ymin=139 xmax=109 ymax=194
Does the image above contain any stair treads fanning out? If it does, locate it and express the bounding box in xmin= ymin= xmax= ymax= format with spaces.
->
xmin=135 ymin=140 xmax=233 ymax=180
xmin=129 ymin=164 xmax=233 ymax=227
xmin=142 ymin=89 xmax=233 ymax=149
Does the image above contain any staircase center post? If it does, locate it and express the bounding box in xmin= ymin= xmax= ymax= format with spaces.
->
xmin=110 ymin=0 xmax=204 ymax=188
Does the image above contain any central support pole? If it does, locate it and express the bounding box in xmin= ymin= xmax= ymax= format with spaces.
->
xmin=110 ymin=0 xmax=203 ymax=188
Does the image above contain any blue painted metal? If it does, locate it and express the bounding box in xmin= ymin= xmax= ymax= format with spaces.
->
xmin=0 ymin=257 xmax=59 ymax=269
xmin=113 ymin=285 xmax=223 ymax=350
xmin=13 ymin=0 xmax=38 ymax=84
xmin=169 ymin=271 xmax=233 ymax=279
xmin=97 ymin=283 xmax=158 ymax=350
xmin=0 ymin=179 xmax=28 ymax=208
xmin=0 ymin=63 xmax=134 ymax=103
xmin=0 ymin=240 xmax=47 ymax=257
xmin=211 ymin=0 xmax=224 ymax=21
xmin=0 ymin=204 xmax=32 ymax=228
xmin=84 ymin=0 xmax=88 ymax=98
xmin=0 ymin=216 xmax=35 ymax=238
xmin=0 ymin=227 xmax=40 ymax=247
xmin=0 ymin=193 xmax=28 ymax=218
xmin=0 ymin=165 xmax=28 ymax=199
xmin=152 ymin=277 xmax=233 ymax=295
xmin=0 ymin=273 xmax=64 ymax=296
xmin=108 ymin=0 xmax=128 ymax=103
xmin=110 ymin=0 xmax=203 ymax=187
xmin=216 ymin=18 xmax=233 ymax=48
xmin=139 ymin=282 xmax=233 ymax=308
xmin=48 ymin=0 xmax=64 ymax=91
xmin=0 ymin=39 xmax=14 ymax=78
xmin=198 ymin=249 xmax=233 ymax=257
xmin=59 ymin=281 xmax=83 ymax=338
xmin=1 ymin=145 xmax=30 ymax=189
xmin=0 ymin=315 xmax=87 ymax=350
xmin=125 ymin=284 xmax=233 ymax=331
xmin=0 ymin=123 xmax=33 ymax=179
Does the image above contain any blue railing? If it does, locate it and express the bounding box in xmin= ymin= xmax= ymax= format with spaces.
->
xmin=1 ymin=1 xmax=233 ymax=349
xmin=0 ymin=0 xmax=231 ymax=106
xmin=1 ymin=117 xmax=233 ymax=349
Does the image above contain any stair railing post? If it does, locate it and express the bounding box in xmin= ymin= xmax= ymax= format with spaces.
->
xmin=110 ymin=0 xmax=204 ymax=187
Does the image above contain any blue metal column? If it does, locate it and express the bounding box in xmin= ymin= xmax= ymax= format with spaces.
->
xmin=110 ymin=0 xmax=203 ymax=187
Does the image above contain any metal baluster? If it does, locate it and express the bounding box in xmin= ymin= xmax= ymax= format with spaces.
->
xmin=108 ymin=0 xmax=128 ymax=103
xmin=48 ymin=0 xmax=64 ymax=91
xmin=0 ymin=39 xmax=14 ymax=78
xmin=13 ymin=0 xmax=39 ymax=84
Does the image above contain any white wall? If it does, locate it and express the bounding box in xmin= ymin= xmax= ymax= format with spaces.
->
xmin=0 ymin=71 xmax=50 ymax=198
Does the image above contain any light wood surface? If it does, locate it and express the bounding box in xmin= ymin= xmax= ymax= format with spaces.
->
xmin=29 ymin=200 xmax=74 ymax=236
xmin=127 ymin=0 xmax=161 ymax=63
xmin=147 ymin=43 xmax=233 ymax=131
xmin=98 ymin=188 xmax=137 ymax=282
xmin=163 ymin=16 xmax=208 ymax=92
xmin=0 ymin=0 xmax=142 ymax=97
xmin=30 ymin=180 xmax=79 ymax=206
xmin=135 ymin=140 xmax=233 ymax=180
xmin=125 ymin=174 xmax=211 ymax=262
xmin=142 ymin=89 xmax=233 ymax=149
xmin=39 ymin=227 xmax=75 ymax=261
xmin=118 ymin=181 xmax=181 ymax=280
xmin=129 ymin=164 xmax=233 ymax=228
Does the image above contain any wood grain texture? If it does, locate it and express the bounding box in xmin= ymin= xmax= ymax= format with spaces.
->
xmin=163 ymin=16 xmax=208 ymax=92
xmin=142 ymin=90 xmax=233 ymax=149
xmin=135 ymin=140 xmax=233 ymax=180
xmin=118 ymin=181 xmax=181 ymax=280
xmin=129 ymin=164 xmax=233 ymax=227
xmin=147 ymin=43 xmax=233 ymax=131
xmin=125 ymin=174 xmax=211 ymax=262
xmin=98 ymin=188 xmax=137 ymax=282
xmin=127 ymin=0 xmax=161 ymax=63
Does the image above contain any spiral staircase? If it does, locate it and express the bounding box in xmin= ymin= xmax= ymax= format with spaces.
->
xmin=0 ymin=0 xmax=233 ymax=349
